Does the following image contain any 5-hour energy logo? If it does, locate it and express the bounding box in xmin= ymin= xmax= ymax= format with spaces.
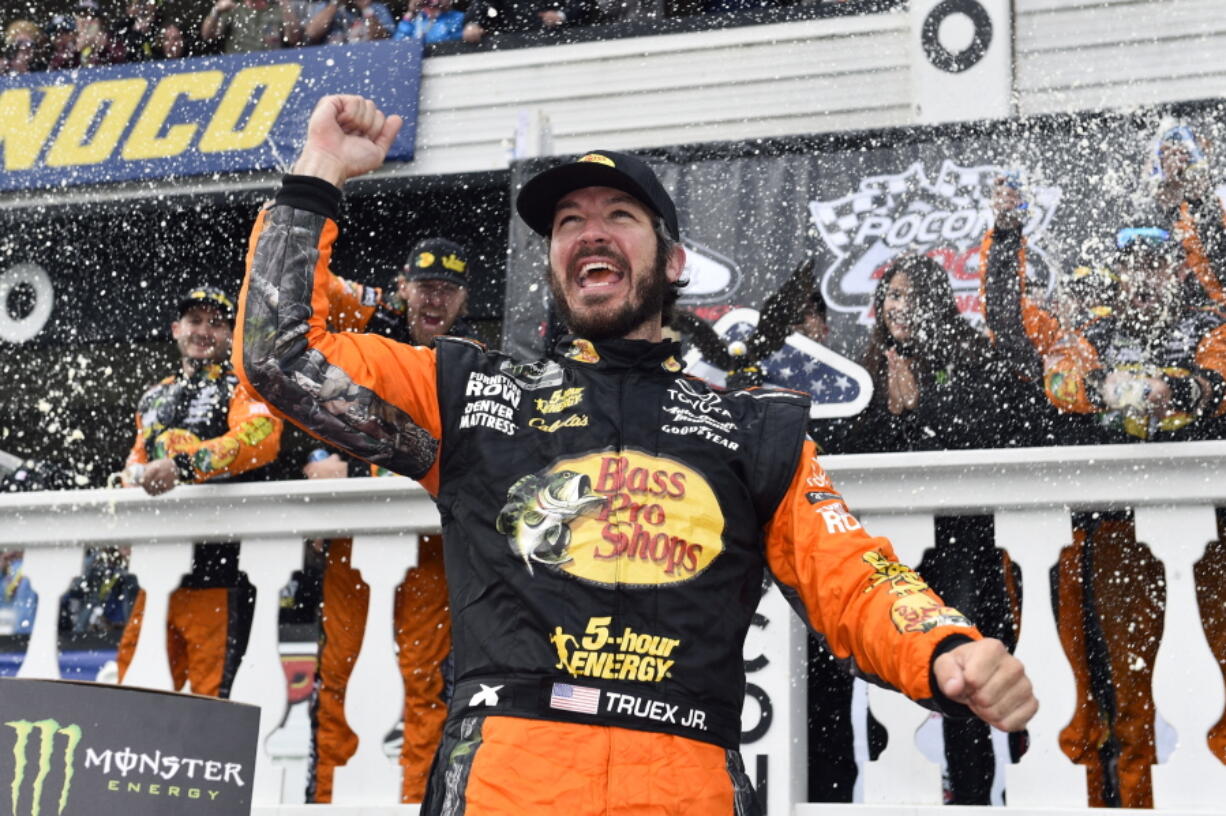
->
xmin=550 ymin=616 xmax=680 ymax=682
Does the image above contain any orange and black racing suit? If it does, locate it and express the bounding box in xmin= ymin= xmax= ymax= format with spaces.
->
xmin=981 ymin=223 xmax=1226 ymax=805
xmin=234 ymin=175 xmax=987 ymax=814
xmin=303 ymin=274 xmax=454 ymax=804
xmin=117 ymin=361 xmax=282 ymax=697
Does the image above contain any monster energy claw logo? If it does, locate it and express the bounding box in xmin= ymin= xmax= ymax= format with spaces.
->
xmin=6 ymin=720 xmax=81 ymax=816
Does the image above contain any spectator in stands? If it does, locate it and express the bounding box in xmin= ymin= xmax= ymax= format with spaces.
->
xmin=59 ymin=547 xmax=140 ymax=641
xmin=393 ymin=0 xmax=465 ymax=44
xmin=305 ymin=0 xmax=395 ymax=44
xmin=702 ymin=0 xmax=777 ymax=14
xmin=113 ymin=0 xmax=185 ymax=61
xmin=300 ymin=239 xmax=472 ymax=804
xmin=461 ymin=0 xmax=594 ymax=43
xmin=590 ymin=0 xmax=662 ymax=25
xmin=116 ymin=286 xmax=283 ymax=699
xmin=1 ymin=20 xmax=48 ymax=74
xmin=201 ymin=0 xmax=303 ymax=53
xmin=47 ymin=0 xmax=125 ymax=69
xmin=0 ymin=551 xmax=36 ymax=639
xmin=44 ymin=15 xmax=77 ymax=70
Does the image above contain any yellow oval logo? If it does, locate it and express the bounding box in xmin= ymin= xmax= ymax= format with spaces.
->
xmin=496 ymin=450 xmax=725 ymax=587
xmin=578 ymin=152 xmax=615 ymax=168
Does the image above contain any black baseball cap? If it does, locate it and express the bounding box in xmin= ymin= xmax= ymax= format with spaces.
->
xmin=402 ymin=238 xmax=469 ymax=287
xmin=177 ymin=286 xmax=235 ymax=322
xmin=516 ymin=150 xmax=680 ymax=241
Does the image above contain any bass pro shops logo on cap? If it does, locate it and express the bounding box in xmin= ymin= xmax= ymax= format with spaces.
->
xmin=578 ymin=153 xmax=616 ymax=168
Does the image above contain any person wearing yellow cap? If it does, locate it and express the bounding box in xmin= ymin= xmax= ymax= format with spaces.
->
xmin=115 ymin=286 xmax=282 ymax=698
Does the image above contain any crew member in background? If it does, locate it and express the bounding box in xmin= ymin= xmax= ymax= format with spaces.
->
xmin=981 ymin=169 xmax=1226 ymax=806
xmin=303 ymin=239 xmax=471 ymax=804
xmin=117 ymin=286 xmax=282 ymax=698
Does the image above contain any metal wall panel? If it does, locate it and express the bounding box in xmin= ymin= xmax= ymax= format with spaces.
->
xmin=1016 ymin=0 xmax=1226 ymax=115
xmin=405 ymin=10 xmax=912 ymax=176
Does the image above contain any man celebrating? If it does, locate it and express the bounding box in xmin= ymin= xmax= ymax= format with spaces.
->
xmin=303 ymin=238 xmax=471 ymax=803
xmin=119 ymin=286 xmax=282 ymax=698
xmin=235 ymin=95 xmax=1036 ymax=814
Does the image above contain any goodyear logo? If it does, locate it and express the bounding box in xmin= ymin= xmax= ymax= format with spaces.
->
xmin=495 ymin=450 xmax=724 ymax=587
xmin=0 ymin=42 xmax=420 ymax=192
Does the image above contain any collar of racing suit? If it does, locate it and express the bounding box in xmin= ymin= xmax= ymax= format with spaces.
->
xmin=553 ymin=335 xmax=684 ymax=374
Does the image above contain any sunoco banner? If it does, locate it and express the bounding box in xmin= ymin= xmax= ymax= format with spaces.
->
xmin=504 ymin=100 xmax=1226 ymax=421
xmin=0 ymin=678 xmax=258 ymax=816
xmin=0 ymin=39 xmax=422 ymax=191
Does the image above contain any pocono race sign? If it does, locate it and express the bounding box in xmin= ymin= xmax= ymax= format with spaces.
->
xmin=808 ymin=160 xmax=1063 ymax=325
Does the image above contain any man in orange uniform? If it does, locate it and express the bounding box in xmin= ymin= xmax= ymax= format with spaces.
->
xmin=118 ymin=286 xmax=282 ymax=697
xmin=235 ymin=95 xmax=1037 ymax=814
xmin=981 ymin=170 xmax=1226 ymax=805
xmin=303 ymin=240 xmax=472 ymax=803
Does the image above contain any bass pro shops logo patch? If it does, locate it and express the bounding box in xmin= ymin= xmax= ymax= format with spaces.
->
xmin=807 ymin=161 xmax=1062 ymax=324
xmin=496 ymin=451 xmax=726 ymax=586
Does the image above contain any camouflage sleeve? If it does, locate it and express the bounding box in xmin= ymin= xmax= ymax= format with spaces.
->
xmin=233 ymin=175 xmax=443 ymax=491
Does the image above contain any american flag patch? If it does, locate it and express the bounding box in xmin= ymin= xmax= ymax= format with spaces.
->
xmin=549 ymin=683 xmax=601 ymax=715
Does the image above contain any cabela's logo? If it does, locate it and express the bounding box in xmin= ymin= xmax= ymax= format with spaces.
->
xmin=808 ymin=160 xmax=1062 ymax=324
xmin=6 ymin=719 xmax=82 ymax=816
xmin=495 ymin=451 xmax=725 ymax=586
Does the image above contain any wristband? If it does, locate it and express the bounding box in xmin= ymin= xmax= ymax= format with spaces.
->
xmin=1165 ymin=375 xmax=1203 ymax=414
xmin=173 ymin=453 xmax=197 ymax=484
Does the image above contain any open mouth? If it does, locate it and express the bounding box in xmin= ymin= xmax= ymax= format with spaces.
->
xmin=576 ymin=259 xmax=625 ymax=291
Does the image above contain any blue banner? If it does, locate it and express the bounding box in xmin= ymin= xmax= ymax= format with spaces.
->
xmin=0 ymin=40 xmax=422 ymax=192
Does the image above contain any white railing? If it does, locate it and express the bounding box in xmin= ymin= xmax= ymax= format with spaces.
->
xmin=2 ymin=440 xmax=1225 ymax=814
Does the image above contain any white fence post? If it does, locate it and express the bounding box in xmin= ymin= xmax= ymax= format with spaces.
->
xmin=121 ymin=540 xmax=194 ymax=690
xmin=856 ymin=512 xmax=943 ymax=805
xmin=231 ymin=536 xmax=304 ymax=805
xmin=996 ymin=507 xmax=1085 ymax=806
xmin=15 ymin=544 xmax=81 ymax=679
xmin=1137 ymin=504 xmax=1224 ymax=807
xmin=332 ymin=534 xmax=418 ymax=804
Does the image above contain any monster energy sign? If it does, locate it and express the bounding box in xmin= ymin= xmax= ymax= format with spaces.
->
xmin=0 ymin=679 xmax=257 ymax=816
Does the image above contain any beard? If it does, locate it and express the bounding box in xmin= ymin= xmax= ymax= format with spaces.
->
xmin=549 ymin=243 xmax=670 ymax=342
